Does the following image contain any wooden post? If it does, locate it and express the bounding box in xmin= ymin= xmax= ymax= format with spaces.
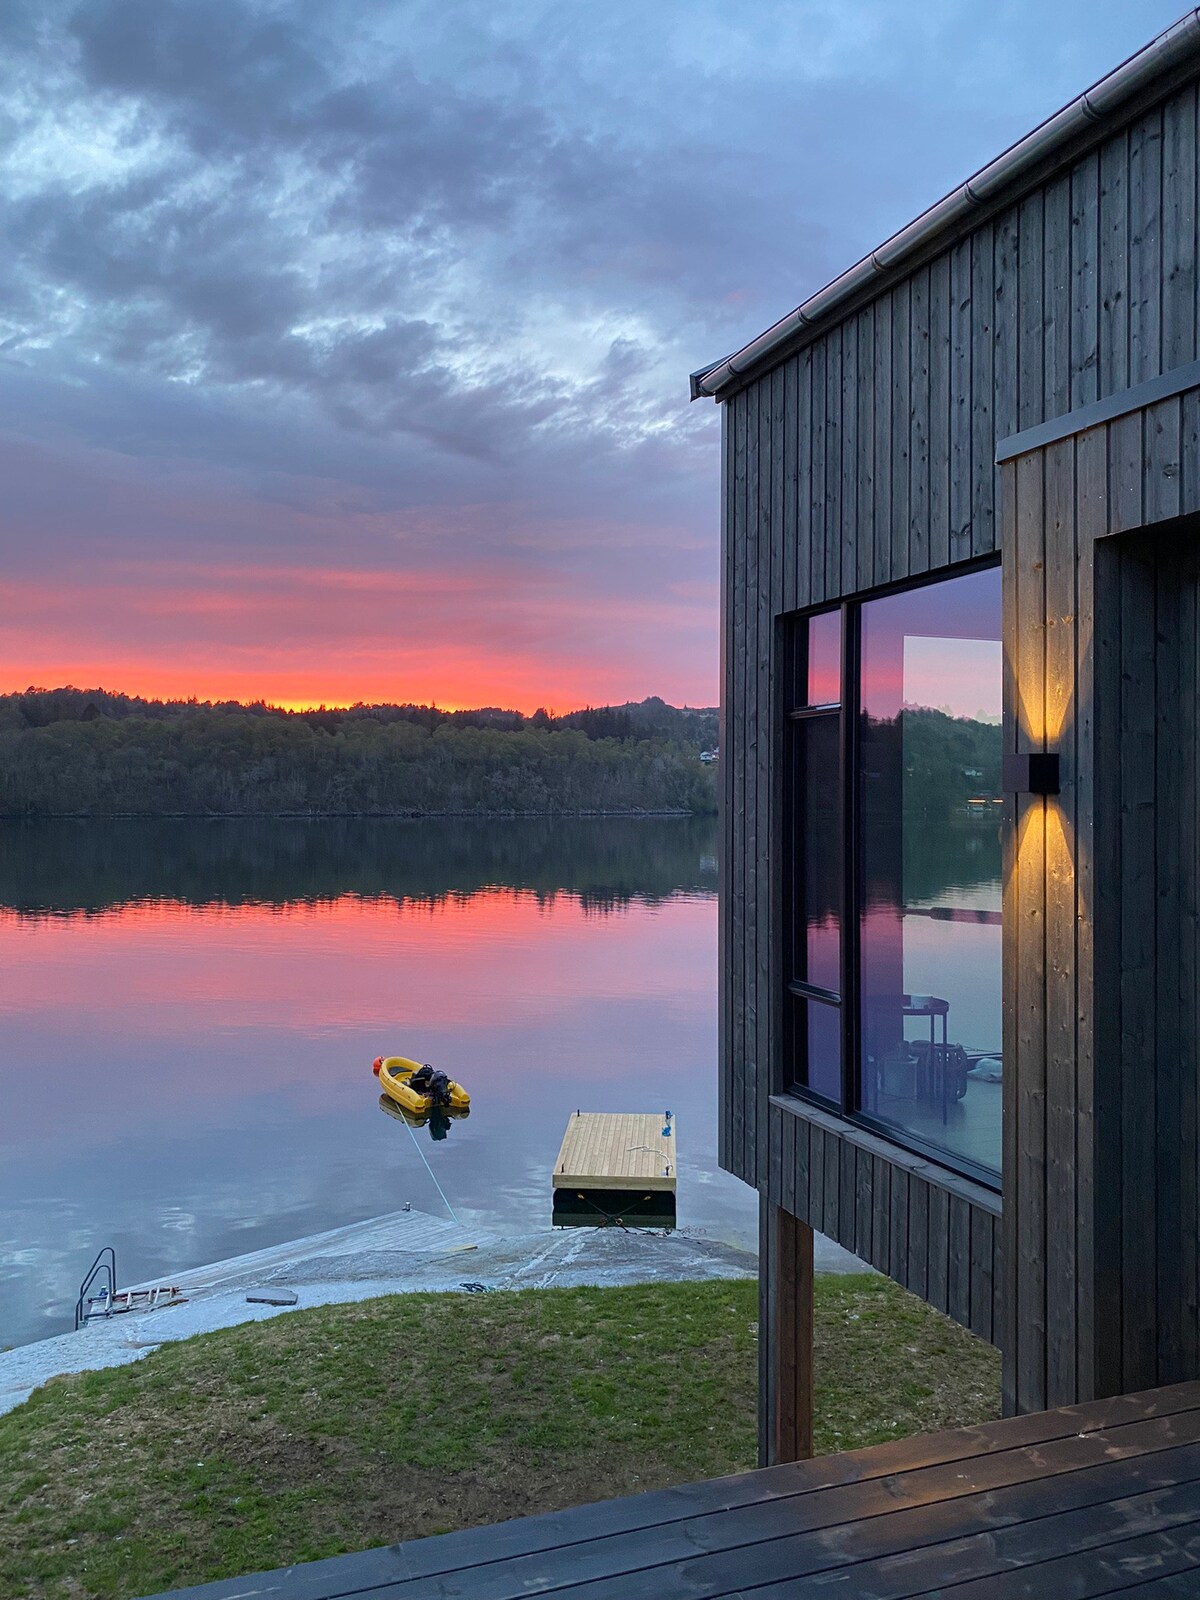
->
xmin=760 ymin=1198 xmax=814 ymax=1465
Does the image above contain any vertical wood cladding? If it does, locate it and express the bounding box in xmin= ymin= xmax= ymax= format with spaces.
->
xmin=720 ymin=77 xmax=1200 ymax=1364
xmin=1003 ymin=398 xmax=1200 ymax=1415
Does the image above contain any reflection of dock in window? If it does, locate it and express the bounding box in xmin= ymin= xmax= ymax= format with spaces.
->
xmin=859 ymin=565 xmax=1002 ymax=1184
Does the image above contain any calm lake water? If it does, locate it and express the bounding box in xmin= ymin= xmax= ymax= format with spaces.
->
xmin=0 ymin=817 xmax=754 ymax=1349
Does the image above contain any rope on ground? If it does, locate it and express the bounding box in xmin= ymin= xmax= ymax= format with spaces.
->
xmin=403 ymin=1114 xmax=460 ymax=1225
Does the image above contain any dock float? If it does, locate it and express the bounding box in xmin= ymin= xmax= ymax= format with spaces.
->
xmin=552 ymin=1111 xmax=676 ymax=1229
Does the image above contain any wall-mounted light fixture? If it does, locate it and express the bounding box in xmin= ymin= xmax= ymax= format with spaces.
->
xmin=1002 ymin=752 xmax=1060 ymax=796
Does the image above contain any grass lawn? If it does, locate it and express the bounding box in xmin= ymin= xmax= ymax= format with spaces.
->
xmin=0 ymin=1274 xmax=999 ymax=1600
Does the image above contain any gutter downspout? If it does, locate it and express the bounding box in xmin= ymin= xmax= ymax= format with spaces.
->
xmin=690 ymin=8 xmax=1200 ymax=401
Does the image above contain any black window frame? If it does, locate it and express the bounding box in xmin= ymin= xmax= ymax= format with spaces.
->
xmin=781 ymin=555 xmax=1002 ymax=1194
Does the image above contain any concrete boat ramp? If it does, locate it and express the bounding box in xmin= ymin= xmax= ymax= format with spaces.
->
xmin=0 ymin=1208 xmax=760 ymax=1418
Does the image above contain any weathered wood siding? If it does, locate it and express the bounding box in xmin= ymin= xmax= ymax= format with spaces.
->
xmin=720 ymin=74 xmax=1200 ymax=1378
xmin=1002 ymin=393 xmax=1200 ymax=1415
xmin=767 ymin=1098 xmax=1000 ymax=1343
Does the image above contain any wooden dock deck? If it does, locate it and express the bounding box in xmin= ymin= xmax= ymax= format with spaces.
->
xmin=551 ymin=1111 xmax=675 ymax=1192
xmin=152 ymin=1379 xmax=1200 ymax=1597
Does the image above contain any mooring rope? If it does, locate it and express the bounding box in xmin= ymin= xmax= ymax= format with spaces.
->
xmin=402 ymin=1114 xmax=460 ymax=1225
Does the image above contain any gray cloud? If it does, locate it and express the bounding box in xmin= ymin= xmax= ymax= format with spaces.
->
xmin=0 ymin=0 xmax=1188 ymax=700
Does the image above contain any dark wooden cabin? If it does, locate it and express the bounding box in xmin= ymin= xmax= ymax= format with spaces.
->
xmin=691 ymin=9 xmax=1200 ymax=1460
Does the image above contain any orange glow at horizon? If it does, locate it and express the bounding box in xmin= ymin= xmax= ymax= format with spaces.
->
xmin=0 ymin=560 xmax=719 ymax=714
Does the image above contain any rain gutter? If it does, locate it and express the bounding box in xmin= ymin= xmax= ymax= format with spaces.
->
xmin=690 ymin=8 xmax=1200 ymax=402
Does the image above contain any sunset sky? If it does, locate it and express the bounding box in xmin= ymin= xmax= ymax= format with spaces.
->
xmin=0 ymin=1 xmax=1183 ymax=711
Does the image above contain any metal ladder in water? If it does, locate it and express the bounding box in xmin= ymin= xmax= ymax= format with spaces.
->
xmin=74 ymin=1245 xmax=116 ymax=1329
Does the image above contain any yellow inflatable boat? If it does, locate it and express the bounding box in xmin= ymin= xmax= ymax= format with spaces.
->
xmin=372 ymin=1055 xmax=471 ymax=1114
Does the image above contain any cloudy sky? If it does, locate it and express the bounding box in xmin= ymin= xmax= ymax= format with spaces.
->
xmin=0 ymin=1 xmax=1184 ymax=710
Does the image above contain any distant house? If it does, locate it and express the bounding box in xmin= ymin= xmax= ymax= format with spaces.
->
xmin=692 ymin=9 xmax=1200 ymax=1460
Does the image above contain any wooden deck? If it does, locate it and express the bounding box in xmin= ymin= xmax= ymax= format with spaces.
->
xmin=154 ymin=1380 xmax=1200 ymax=1598
xmin=552 ymin=1111 xmax=675 ymax=1192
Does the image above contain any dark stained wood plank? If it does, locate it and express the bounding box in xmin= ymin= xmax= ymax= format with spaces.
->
xmin=824 ymin=1122 xmax=841 ymax=1241
xmin=928 ymin=250 xmax=951 ymax=570
xmin=889 ymin=1162 xmax=909 ymax=1289
xmin=794 ymin=1111 xmax=811 ymax=1227
xmin=758 ymin=1191 xmax=773 ymax=1467
xmin=1183 ymin=383 xmax=1200 ymax=514
xmin=870 ymin=1153 xmax=890 ymax=1273
xmin=781 ymin=355 xmax=798 ymax=618
xmin=949 ymin=234 xmax=973 ymax=561
xmin=769 ymin=1098 xmax=783 ymax=1212
xmin=1179 ymin=549 xmax=1200 ymax=1380
xmin=782 ymin=1100 xmax=796 ymax=1220
xmin=1146 ymin=394 xmax=1184 ymax=525
xmin=841 ymin=310 xmax=859 ymax=599
xmin=1043 ymin=173 xmax=1072 ymax=419
xmin=970 ymin=1208 xmax=996 ymax=1346
xmin=926 ymin=1182 xmax=949 ymax=1315
xmin=1074 ymin=422 xmax=1108 ymax=1403
xmin=890 ymin=277 xmax=911 ymax=582
xmin=909 ymin=264 xmax=931 ymax=575
xmin=973 ymin=220 xmax=999 ymax=557
xmin=1119 ymin=536 xmax=1159 ymax=1393
xmin=999 ymin=453 xmax=1021 ymax=1414
xmin=1098 ymin=127 xmax=1131 ymax=398
xmin=856 ymin=307 xmax=876 ymax=593
xmin=1017 ymin=189 xmax=1045 ymax=430
xmin=1109 ymin=407 xmax=1144 ymax=535
xmin=795 ymin=347 xmax=814 ymax=611
xmin=1014 ymin=447 xmax=1048 ymax=1414
xmin=824 ymin=324 xmax=843 ymax=600
xmin=718 ymin=401 xmax=733 ymax=1174
xmin=1070 ymin=152 xmax=1101 ymax=409
xmin=1161 ymin=86 xmax=1198 ymax=372
xmin=756 ymin=367 xmax=781 ymax=1184
xmin=809 ymin=1116 xmax=825 ymax=1234
xmin=839 ymin=1136 xmax=856 ymax=1259
xmin=948 ymin=1192 xmax=971 ymax=1331
xmin=1091 ymin=528 xmax=1125 ymax=1402
xmin=728 ymin=389 xmax=749 ymax=1183
xmin=810 ymin=337 xmax=827 ymax=604
xmin=742 ymin=381 xmax=761 ymax=1186
xmin=855 ymin=1144 xmax=874 ymax=1264
xmin=907 ymin=1174 xmax=929 ymax=1303
xmin=1156 ymin=543 xmax=1185 ymax=1387
xmin=1128 ymin=106 xmax=1164 ymax=387
xmin=873 ymin=294 xmax=893 ymax=587
xmin=1043 ymin=435 xmax=1077 ymax=1406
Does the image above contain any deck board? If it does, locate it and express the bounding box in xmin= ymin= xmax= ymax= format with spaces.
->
xmin=146 ymin=1381 xmax=1200 ymax=1600
xmin=551 ymin=1112 xmax=676 ymax=1192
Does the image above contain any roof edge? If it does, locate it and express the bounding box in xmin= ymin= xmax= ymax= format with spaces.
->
xmin=691 ymin=8 xmax=1200 ymax=402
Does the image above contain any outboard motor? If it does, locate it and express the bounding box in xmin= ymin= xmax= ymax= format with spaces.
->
xmin=409 ymin=1063 xmax=453 ymax=1106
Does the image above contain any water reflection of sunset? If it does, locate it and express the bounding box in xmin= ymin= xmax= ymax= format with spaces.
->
xmin=0 ymin=818 xmax=747 ymax=1351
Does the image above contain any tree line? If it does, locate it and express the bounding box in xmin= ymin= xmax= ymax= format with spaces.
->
xmin=0 ymin=689 xmax=718 ymax=818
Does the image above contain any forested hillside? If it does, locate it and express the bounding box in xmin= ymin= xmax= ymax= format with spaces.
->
xmin=0 ymin=689 xmax=718 ymax=817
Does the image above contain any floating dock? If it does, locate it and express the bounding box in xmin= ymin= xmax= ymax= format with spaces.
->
xmin=552 ymin=1112 xmax=676 ymax=1228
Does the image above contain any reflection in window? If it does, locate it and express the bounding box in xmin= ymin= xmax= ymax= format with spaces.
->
xmin=858 ymin=567 xmax=1002 ymax=1179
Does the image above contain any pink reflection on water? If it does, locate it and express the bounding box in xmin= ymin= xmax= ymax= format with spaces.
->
xmin=0 ymin=891 xmax=715 ymax=1147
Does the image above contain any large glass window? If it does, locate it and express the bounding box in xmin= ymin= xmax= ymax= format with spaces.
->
xmin=784 ymin=564 xmax=1002 ymax=1184
xmin=783 ymin=608 xmax=842 ymax=1104
xmin=858 ymin=567 xmax=1002 ymax=1179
